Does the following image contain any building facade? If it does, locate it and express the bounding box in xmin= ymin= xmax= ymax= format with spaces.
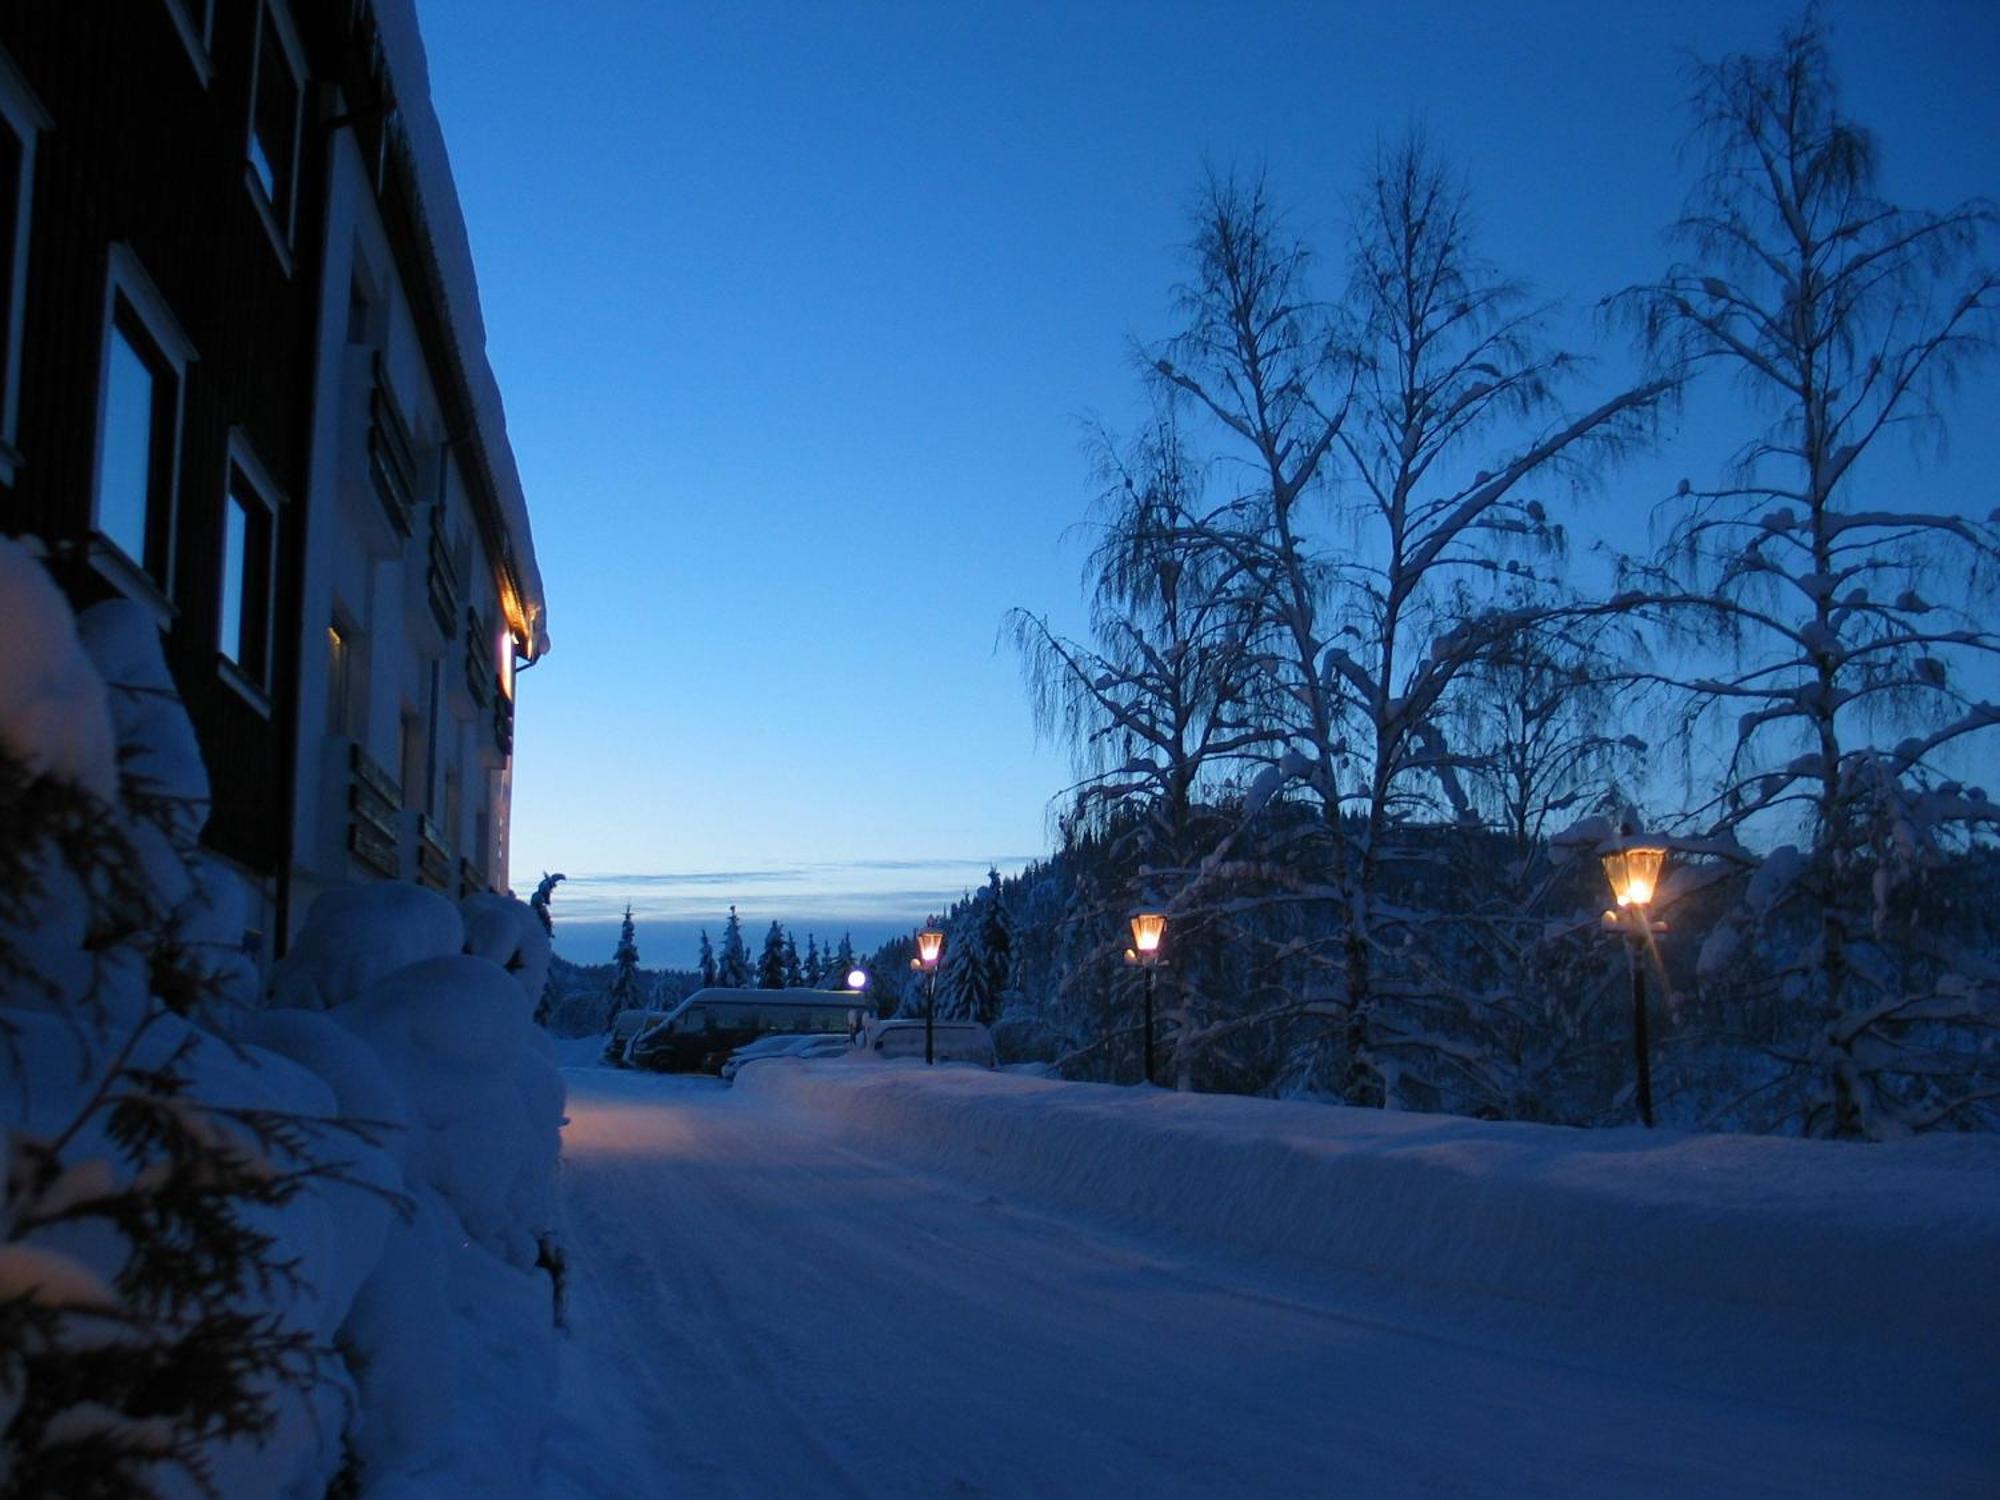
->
xmin=0 ymin=0 xmax=547 ymax=959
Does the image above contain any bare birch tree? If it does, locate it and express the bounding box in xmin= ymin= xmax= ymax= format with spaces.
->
xmin=1614 ymin=16 xmax=2000 ymax=1136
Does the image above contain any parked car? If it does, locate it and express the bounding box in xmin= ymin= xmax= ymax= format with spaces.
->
xmin=856 ymin=1018 xmax=996 ymax=1068
xmin=627 ymin=988 xmax=866 ymax=1073
xmin=719 ymin=1032 xmax=850 ymax=1082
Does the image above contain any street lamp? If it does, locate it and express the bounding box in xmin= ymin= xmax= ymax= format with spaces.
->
xmin=915 ymin=928 xmax=945 ymax=1065
xmin=1602 ymin=836 xmax=1668 ymax=1128
xmin=845 ymin=967 xmax=868 ymax=992
xmin=1126 ymin=909 xmax=1166 ymax=1086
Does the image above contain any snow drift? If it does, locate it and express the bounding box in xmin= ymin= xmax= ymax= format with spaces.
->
xmin=737 ymin=1061 xmax=2000 ymax=1401
xmin=0 ymin=538 xmax=563 ymax=1498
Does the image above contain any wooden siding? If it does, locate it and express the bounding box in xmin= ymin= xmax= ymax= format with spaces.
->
xmin=0 ymin=0 xmax=326 ymax=880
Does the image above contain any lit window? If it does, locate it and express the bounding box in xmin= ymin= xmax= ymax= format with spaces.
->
xmin=217 ymin=444 xmax=278 ymax=692
xmin=0 ymin=48 xmax=47 ymax=487
xmin=246 ymin=1 xmax=305 ymax=248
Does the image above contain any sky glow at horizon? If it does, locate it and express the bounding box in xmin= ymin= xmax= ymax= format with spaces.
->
xmin=414 ymin=0 xmax=2000 ymax=967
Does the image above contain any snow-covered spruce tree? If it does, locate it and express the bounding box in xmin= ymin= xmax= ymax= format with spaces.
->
xmin=697 ymin=929 xmax=717 ymax=988
xmin=757 ymin=922 xmax=787 ymax=989
xmin=0 ymin=767 xmax=331 ymax=1498
xmin=603 ymin=904 xmax=641 ymax=1028
xmin=936 ymin=870 xmax=1016 ymax=1026
xmin=528 ymin=871 xmax=565 ymax=1025
xmin=1613 ymin=16 xmax=1999 ymax=1137
xmin=529 ymin=871 xmax=565 ymax=936
xmin=782 ymin=931 xmax=803 ymax=988
xmin=715 ymin=907 xmax=751 ymax=988
xmin=0 ymin=557 xmax=391 ymax=1498
xmin=803 ymin=933 xmax=822 ymax=987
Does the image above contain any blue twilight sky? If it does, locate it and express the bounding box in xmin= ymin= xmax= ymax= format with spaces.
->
xmin=413 ymin=0 xmax=2000 ymax=965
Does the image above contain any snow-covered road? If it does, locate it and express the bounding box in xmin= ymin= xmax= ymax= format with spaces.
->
xmin=538 ymin=1064 xmax=1993 ymax=1499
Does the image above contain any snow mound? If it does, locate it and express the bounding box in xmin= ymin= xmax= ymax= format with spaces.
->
xmin=269 ymin=881 xmax=465 ymax=1010
xmin=2 ymin=533 xmax=563 ymax=1498
xmin=737 ymin=1064 xmax=2000 ymax=1380
xmin=0 ymin=538 xmax=115 ymax=797
xmin=461 ymin=889 xmax=553 ymax=1007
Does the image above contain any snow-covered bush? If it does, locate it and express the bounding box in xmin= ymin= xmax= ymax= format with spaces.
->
xmin=0 ymin=539 xmax=564 ymax=1497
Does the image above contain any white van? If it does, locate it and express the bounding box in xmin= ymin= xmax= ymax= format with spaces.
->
xmin=603 ymin=1008 xmax=669 ymax=1067
xmin=857 ymin=1018 xmax=996 ymax=1067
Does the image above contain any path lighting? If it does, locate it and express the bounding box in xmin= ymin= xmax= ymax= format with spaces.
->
xmin=1126 ymin=910 xmax=1166 ymax=1086
xmin=1601 ymin=836 xmax=1668 ymax=1128
xmin=915 ymin=928 xmax=945 ymax=1065
xmin=845 ymin=967 xmax=869 ymax=992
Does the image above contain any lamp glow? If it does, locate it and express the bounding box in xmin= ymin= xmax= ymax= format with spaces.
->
xmin=916 ymin=929 xmax=945 ymax=970
xmin=846 ymin=967 xmax=868 ymax=991
xmin=1129 ymin=911 xmax=1166 ymax=961
xmin=1601 ymin=832 xmax=1666 ymax=1129
xmin=1602 ymin=845 xmax=1668 ymax=908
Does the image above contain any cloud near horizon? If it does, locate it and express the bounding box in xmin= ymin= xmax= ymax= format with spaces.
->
xmin=537 ymin=856 xmax=1040 ymax=929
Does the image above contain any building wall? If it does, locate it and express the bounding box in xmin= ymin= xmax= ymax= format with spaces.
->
xmin=1 ymin=1 xmax=535 ymax=959
xmin=287 ymin=110 xmax=521 ymax=936
xmin=0 ymin=0 xmax=326 ymax=953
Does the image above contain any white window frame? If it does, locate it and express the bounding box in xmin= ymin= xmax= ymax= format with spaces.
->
xmin=244 ymin=0 xmax=307 ymax=273
xmin=0 ymin=48 xmax=49 ymax=487
xmin=160 ymin=0 xmax=217 ymax=86
xmin=89 ymin=244 xmax=198 ymax=615
xmin=216 ymin=429 xmax=284 ymax=712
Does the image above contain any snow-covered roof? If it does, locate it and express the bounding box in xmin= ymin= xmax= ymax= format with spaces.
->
xmin=676 ymin=989 xmax=868 ymax=1010
xmin=373 ymin=1 xmax=549 ymax=659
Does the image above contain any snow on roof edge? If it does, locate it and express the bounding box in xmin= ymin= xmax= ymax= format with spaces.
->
xmin=374 ymin=0 xmax=548 ymax=658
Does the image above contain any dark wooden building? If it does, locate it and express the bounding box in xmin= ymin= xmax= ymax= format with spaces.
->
xmin=1 ymin=1 xmax=548 ymax=958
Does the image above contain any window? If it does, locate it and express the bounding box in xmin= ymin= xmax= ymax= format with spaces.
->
xmin=0 ymin=49 xmax=47 ymax=486
xmin=217 ymin=438 xmax=280 ymax=698
xmin=245 ymin=1 xmax=305 ymax=256
xmin=92 ymin=247 xmax=195 ymax=600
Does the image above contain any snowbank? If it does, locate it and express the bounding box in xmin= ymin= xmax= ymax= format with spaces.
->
xmin=736 ymin=1063 xmax=2000 ymax=1377
xmin=0 ymin=538 xmax=563 ymax=1498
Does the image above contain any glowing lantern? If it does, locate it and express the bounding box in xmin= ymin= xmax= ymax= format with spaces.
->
xmin=915 ymin=929 xmax=945 ymax=971
xmin=1602 ymin=844 xmax=1668 ymax=908
xmin=846 ymin=967 xmax=868 ymax=991
xmin=1129 ymin=911 xmax=1166 ymax=963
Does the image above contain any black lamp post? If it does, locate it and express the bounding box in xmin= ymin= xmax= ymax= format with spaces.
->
xmin=915 ymin=929 xmax=945 ymax=1065
xmin=1601 ymin=839 xmax=1667 ymax=1129
xmin=1126 ymin=910 xmax=1166 ymax=1086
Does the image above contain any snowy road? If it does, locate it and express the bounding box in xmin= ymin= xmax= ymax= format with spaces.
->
xmin=538 ymin=1064 xmax=1993 ymax=1499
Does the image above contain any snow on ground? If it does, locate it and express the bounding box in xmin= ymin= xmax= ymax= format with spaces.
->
xmin=543 ymin=1056 xmax=1998 ymax=1498
xmin=0 ymin=538 xmax=564 ymax=1497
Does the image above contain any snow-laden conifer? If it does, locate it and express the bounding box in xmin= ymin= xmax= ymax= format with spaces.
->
xmin=716 ymin=907 xmax=751 ymax=988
